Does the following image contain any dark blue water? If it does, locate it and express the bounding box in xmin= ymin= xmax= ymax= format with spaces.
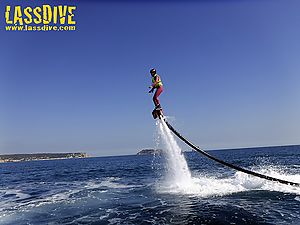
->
xmin=0 ymin=146 xmax=300 ymax=225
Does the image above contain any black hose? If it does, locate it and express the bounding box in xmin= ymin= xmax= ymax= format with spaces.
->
xmin=163 ymin=118 xmax=300 ymax=187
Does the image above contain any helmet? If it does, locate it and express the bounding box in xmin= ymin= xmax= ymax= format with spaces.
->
xmin=150 ymin=68 xmax=156 ymax=74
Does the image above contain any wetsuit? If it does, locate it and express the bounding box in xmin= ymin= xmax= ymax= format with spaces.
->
xmin=151 ymin=74 xmax=163 ymax=107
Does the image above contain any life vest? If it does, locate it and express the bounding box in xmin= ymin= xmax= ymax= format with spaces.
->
xmin=152 ymin=74 xmax=163 ymax=88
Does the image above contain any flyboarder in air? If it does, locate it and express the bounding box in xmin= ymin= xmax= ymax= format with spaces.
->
xmin=148 ymin=68 xmax=164 ymax=119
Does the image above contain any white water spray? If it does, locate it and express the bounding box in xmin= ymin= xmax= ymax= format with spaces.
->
xmin=157 ymin=119 xmax=194 ymax=190
xmin=156 ymin=118 xmax=300 ymax=197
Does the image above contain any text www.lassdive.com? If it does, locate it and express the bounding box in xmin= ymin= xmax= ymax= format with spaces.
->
xmin=5 ymin=4 xmax=77 ymax=32
xmin=5 ymin=25 xmax=76 ymax=32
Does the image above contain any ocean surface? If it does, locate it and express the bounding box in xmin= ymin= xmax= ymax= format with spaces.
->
xmin=1 ymin=146 xmax=300 ymax=224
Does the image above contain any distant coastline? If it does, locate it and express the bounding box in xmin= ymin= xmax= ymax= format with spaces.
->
xmin=136 ymin=145 xmax=300 ymax=156
xmin=137 ymin=149 xmax=163 ymax=156
xmin=0 ymin=153 xmax=88 ymax=163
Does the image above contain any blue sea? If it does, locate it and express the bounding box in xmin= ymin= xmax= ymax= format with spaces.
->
xmin=0 ymin=146 xmax=300 ymax=225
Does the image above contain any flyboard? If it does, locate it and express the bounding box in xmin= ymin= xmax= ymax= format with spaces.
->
xmin=152 ymin=106 xmax=300 ymax=187
xmin=152 ymin=106 xmax=164 ymax=120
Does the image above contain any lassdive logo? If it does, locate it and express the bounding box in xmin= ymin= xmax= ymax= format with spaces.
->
xmin=4 ymin=4 xmax=77 ymax=32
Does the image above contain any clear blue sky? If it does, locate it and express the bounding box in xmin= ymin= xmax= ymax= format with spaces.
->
xmin=1 ymin=0 xmax=299 ymax=156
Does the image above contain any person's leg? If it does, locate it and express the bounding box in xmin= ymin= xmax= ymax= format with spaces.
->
xmin=153 ymin=86 xmax=163 ymax=107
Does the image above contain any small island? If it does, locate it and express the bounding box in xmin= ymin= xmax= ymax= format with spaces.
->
xmin=0 ymin=153 xmax=88 ymax=163
xmin=137 ymin=149 xmax=163 ymax=156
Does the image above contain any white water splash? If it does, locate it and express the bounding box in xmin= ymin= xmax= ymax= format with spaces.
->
xmin=156 ymin=119 xmax=300 ymax=197
xmin=157 ymin=119 xmax=194 ymax=191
